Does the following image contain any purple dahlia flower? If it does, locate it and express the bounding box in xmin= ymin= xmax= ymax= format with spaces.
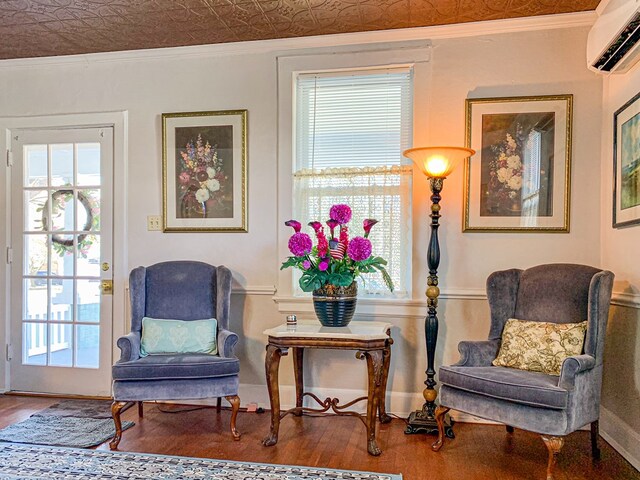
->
xmin=288 ymin=232 xmax=313 ymax=257
xmin=347 ymin=236 xmax=372 ymax=262
xmin=329 ymin=204 xmax=352 ymax=225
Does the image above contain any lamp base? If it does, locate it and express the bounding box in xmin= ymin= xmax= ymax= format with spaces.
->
xmin=404 ymin=403 xmax=455 ymax=437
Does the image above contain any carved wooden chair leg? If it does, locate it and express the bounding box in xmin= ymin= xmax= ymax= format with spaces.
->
xmin=109 ymin=401 xmax=128 ymax=450
xmin=216 ymin=397 xmax=222 ymax=413
xmin=506 ymin=425 xmax=514 ymax=433
xmin=431 ymin=406 xmax=451 ymax=452
xmin=541 ymin=435 xmax=565 ymax=480
xmin=591 ymin=420 xmax=601 ymax=460
xmin=137 ymin=401 xmax=144 ymax=418
xmin=225 ymin=395 xmax=241 ymax=440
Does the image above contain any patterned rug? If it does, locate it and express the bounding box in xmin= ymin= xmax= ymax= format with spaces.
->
xmin=0 ymin=443 xmax=403 ymax=479
xmin=0 ymin=400 xmax=134 ymax=448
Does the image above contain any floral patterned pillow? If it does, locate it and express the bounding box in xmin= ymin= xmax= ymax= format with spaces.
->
xmin=492 ymin=318 xmax=588 ymax=376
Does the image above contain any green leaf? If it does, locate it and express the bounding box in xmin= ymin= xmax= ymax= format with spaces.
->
xmin=373 ymin=265 xmax=394 ymax=292
xmin=299 ymin=273 xmax=322 ymax=292
xmin=280 ymin=257 xmax=301 ymax=270
xmin=328 ymin=272 xmax=354 ymax=287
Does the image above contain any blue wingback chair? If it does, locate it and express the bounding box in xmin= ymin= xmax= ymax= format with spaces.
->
xmin=432 ymin=264 xmax=614 ymax=480
xmin=110 ymin=261 xmax=241 ymax=449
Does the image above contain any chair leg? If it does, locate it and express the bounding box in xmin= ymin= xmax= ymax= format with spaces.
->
xmin=591 ymin=420 xmax=601 ymax=460
xmin=109 ymin=401 xmax=128 ymax=450
xmin=506 ymin=425 xmax=514 ymax=433
xmin=216 ymin=397 xmax=222 ymax=413
xmin=541 ymin=435 xmax=565 ymax=480
xmin=225 ymin=395 xmax=241 ymax=440
xmin=431 ymin=406 xmax=451 ymax=452
xmin=137 ymin=401 xmax=144 ymax=418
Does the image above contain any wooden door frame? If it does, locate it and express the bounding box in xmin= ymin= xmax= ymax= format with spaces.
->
xmin=0 ymin=111 xmax=128 ymax=393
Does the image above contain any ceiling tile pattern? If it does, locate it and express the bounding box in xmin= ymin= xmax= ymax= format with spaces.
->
xmin=0 ymin=0 xmax=600 ymax=60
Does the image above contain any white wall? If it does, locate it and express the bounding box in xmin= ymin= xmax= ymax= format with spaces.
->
xmin=0 ymin=16 xmax=609 ymax=425
xmin=599 ymin=62 xmax=640 ymax=470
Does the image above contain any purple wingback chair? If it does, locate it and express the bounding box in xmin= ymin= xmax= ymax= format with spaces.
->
xmin=432 ymin=264 xmax=614 ymax=480
xmin=110 ymin=261 xmax=241 ymax=449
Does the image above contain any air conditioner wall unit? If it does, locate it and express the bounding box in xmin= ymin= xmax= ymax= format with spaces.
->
xmin=587 ymin=0 xmax=640 ymax=74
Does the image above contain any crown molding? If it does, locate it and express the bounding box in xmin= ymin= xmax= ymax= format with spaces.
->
xmin=0 ymin=11 xmax=596 ymax=69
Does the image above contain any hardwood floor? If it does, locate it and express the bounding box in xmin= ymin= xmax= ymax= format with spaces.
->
xmin=0 ymin=395 xmax=638 ymax=480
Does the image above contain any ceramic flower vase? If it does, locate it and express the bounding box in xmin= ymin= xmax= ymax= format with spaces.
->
xmin=312 ymin=282 xmax=357 ymax=327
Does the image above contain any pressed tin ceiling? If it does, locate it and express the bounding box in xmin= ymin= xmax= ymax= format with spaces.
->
xmin=0 ymin=0 xmax=600 ymax=60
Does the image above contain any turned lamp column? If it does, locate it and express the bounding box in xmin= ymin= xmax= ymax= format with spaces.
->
xmin=402 ymin=146 xmax=475 ymax=435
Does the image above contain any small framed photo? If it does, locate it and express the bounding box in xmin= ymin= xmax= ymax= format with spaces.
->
xmin=464 ymin=95 xmax=572 ymax=233
xmin=162 ymin=110 xmax=248 ymax=232
xmin=613 ymin=91 xmax=640 ymax=228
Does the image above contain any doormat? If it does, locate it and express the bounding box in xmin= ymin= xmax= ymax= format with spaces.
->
xmin=0 ymin=442 xmax=403 ymax=479
xmin=0 ymin=399 xmax=134 ymax=448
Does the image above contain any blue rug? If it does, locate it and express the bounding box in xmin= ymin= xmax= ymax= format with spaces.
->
xmin=0 ymin=443 xmax=402 ymax=479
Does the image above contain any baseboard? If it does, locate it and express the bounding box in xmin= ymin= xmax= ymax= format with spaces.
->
xmin=600 ymin=406 xmax=640 ymax=472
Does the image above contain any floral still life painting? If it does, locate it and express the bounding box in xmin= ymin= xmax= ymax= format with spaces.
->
xmin=464 ymin=95 xmax=572 ymax=232
xmin=281 ymin=204 xmax=394 ymax=294
xmin=614 ymin=91 xmax=640 ymax=228
xmin=162 ymin=110 xmax=247 ymax=232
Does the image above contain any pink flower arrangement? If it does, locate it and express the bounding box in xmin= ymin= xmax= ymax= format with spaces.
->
xmin=281 ymin=204 xmax=394 ymax=293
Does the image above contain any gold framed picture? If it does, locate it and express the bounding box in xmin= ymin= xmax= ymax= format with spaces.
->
xmin=162 ymin=110 xmax=247 ymax=232
xmin=464 ymin=95 xmax=572 ymax=233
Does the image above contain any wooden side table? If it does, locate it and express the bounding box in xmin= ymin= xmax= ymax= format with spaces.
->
xmin=261 ymin=321 xmax=393 ymax=456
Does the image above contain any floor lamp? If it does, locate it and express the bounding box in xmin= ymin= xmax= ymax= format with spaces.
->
xmin=402 ymin=146 xmax=475 ymax=435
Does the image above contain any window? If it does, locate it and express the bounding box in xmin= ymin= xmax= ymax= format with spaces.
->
xmin=293 ymin=68 xmax=413 ymax=296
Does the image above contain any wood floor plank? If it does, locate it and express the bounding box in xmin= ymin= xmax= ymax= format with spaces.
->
xmin=0 ymin=395 xmax=638 ymax=480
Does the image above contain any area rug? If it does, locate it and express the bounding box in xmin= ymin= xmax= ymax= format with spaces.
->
xmin=0 ymin=400 xmax=134 ymax=448
xmin=0 ymin=443 xmax=402 ymax=480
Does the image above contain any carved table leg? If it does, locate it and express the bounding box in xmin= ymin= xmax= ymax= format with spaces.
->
xmin=361 ymin=349 xmax=384 ymax=456
xmin=378 ymin=344 xmax=392 ymax=424
xmin=263 ymin=343 xmax=286 ymax=447
xmin=109 ymin=401 xmax=128 ymax=450
xmin=542 ymin=435 xmax=565 ymax=480
xmin=431 ymin=406 xmax=450 ymax=452
xmin=225 ymin=395 xmax=241 ymax=440
xmin=591 ymin=420 xmax=601 ymax=460
xmin=293 ymin=347 xmax=304 ymax=417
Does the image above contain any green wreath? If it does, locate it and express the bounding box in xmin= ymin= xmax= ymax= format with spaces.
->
xmin=42 ymin=189 xmax=96 ymax=256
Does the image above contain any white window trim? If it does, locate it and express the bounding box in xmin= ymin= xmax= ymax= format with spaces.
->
xmin=275 ymin=44 xmax=432 ymax=316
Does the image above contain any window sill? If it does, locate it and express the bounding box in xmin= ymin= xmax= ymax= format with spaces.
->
xmin=272 ymin=288 xmax=485 ymax=319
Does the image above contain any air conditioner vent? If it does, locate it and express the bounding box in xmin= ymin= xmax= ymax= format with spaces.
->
xmin=593 ymin=10 xmax=640 ymax=72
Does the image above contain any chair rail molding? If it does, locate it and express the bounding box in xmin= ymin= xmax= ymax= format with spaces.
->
xmin=611 ymin=291 xmax=640 ymax=309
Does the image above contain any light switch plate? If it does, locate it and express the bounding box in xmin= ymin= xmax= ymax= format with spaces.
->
xmin=147 ymin=215 xmax=162 ymax=231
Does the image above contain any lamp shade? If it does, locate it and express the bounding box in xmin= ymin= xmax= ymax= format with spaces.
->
xmin=403 ymin=146 xmax=475 ymax=179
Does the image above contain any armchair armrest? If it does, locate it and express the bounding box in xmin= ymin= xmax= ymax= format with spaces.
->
xmin=116 ymin=332 xmax=141 ymax=363
xmin=559 ymin=354 xmax=596 ymax=390
xmin=454 ymin=339 xmax=501 ymax=367
xmin=217 ymin=328 xmax=238 ymax=358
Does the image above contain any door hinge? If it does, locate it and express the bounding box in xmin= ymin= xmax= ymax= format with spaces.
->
xmin=5 ymin=344 xmax=12 ymax=362
xmin=6 ymin=150 xmax=13 ymax=167
xmin=6 ymin=247 xmax=12 ymax=264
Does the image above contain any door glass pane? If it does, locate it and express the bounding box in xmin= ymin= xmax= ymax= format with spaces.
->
xmin=51 ymin=144 xmax=73 ymax=186
xmin=77 ymin=280 xmax=100 ymax=323
xmin=23 ymin=323 xmax=47 ymax=365
xmin=77 ymin=143 xmax=100 ymax=186
xmin=49 ymin=323 xmax=73 ymax=367
xmin=76 ymin=325 xmax=99 ymax=368
xmin=77 ymin=189 xmax=100 ymax=232
xmin=52 ymin=241 xmax=74 ymax=276
xmin=50 ymin=190 xmax=74 ymax=232
xmin=24 ymin=234 xmax=48 ymax=276
xmin=25 ymin=145 xmax=47 ymax=187
xmin=77 ymin=235 xmax=100 ymax=276
xmin=51 ymin=279 xmax=73 ymax=322
xmin=24 ymin=279 xmax=47 ymax=321
xmin=24 ymin=190 xmax=47 ymax=232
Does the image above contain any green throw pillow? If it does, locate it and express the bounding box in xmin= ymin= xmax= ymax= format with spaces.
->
xmin=140 ymin=317 xmax=218 ymax=357
xmin=492 ymin=318 xmax=587 ymax=376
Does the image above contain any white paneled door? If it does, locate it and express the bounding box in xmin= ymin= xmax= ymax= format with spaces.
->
xmin=9 ymin=128 xmax=113 ymax=396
